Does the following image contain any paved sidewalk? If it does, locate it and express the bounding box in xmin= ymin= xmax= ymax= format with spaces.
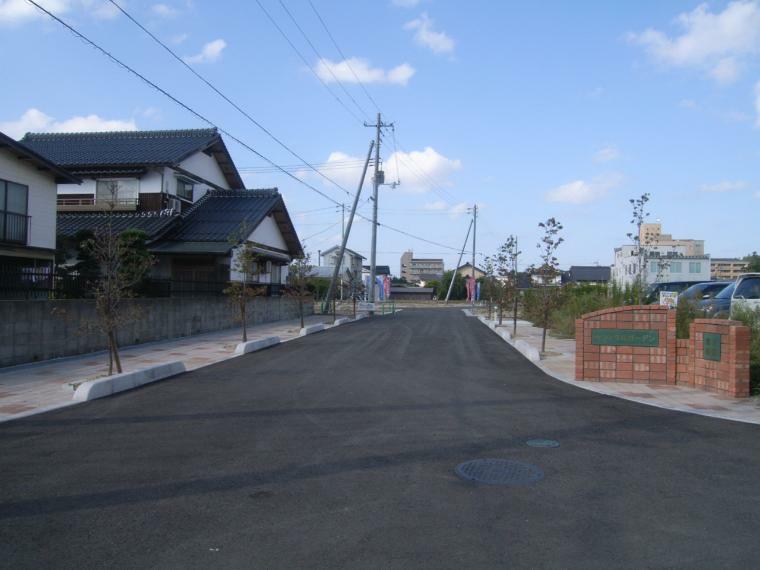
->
xmin=0 ymin=314 xmax=335 ymax=423
xmin=473 ymin=310 xmax=760 ymax=425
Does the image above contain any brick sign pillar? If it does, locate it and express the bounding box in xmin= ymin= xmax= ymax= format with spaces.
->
xmin=687 ymin=319 xmax=751 ymax=397
xmin=575 ymin=306 xmax=676 ymax=384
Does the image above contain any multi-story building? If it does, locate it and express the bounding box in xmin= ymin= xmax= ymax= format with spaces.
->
xmin=21 ymin=128 xmax=243 ymax=214
xmin=710 ymin=258 xmax=747 ymax=281
xmin=639 ymin=222 xmax=704 ymax=256
xmin=400 ymin=250 xmax=444 ymax=283
xmin=611 ymin=244 xmax=710 ymax=288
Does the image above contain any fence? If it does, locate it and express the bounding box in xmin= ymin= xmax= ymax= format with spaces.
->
xmin=0 ymin=269 xmax=288 ymax=300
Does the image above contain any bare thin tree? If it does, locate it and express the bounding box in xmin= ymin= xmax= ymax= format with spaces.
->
xmin=287 ymin=248 xmax=314 ymax=329
xmin=532 ymin=218 xmax=564 ymax=354
xmin=224 ymin=224 xmax=266 ymax=343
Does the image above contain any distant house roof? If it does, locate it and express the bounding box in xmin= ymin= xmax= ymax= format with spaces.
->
xmin=57 ymin=210 xmax=178 ymax=241
xmin=363 ymin=265 xmax=391 ymax=275
xmin=565 ymin=266 xmax=611 ymax=283
xmin=0 ymin=131 xmax=80 ymax=184
xmin=390 ymin=287 xmax=434 ymax=294
xmin=457 ymin=262 xmax=485 ymax=273
xmin=417 ymin=273 xmax=443 ymax=281
xmin=151 ymin=188 xmax=303 ymax=257
xmin=322 ymin=245 xmax=365 ymax=259
xmin=20 ymin=128 xmax=243 ymax=189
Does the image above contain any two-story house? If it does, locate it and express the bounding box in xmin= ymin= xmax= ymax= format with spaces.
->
xmin=20 ymin=128 xmax=243 ymax=213
xmin=0 ymin=131 xmax=79 ymax=281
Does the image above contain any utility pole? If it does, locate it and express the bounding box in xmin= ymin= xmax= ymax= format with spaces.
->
xmin=364 ymin=112 xmax=392 ymax=312
xmin=445 ymin=218 xmax=473 ymax=304
xmin=471 ymin=203 xmax=477 ymax=304
xmin=323 ymin=141 xmax=374 ymax=308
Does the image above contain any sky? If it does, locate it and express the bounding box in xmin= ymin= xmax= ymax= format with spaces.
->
xmin=1 ymin=0 xmax=759 ymax=275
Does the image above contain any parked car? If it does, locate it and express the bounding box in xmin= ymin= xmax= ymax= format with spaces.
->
xmin=730 ymin=273 xmax=760 ymax=316
xmin=679 ymin=281 xmax=732 ymax=302
xmin=644 ymin=281 xmax=704 ymax=304
xmin=697 ymin=281 xmax=735 ymax=318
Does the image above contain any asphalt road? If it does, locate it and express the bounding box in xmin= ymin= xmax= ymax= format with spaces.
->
xmin=2 ymin=309 xmax=760 ymax=569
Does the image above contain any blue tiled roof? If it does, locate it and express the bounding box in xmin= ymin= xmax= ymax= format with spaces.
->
xmin=21 ymin=129 xmax=219 ymax=166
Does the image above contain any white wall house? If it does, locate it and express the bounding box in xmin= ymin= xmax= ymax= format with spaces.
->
xmin=20 ymin=128 xmax=243 ymax=214
xmin=0 ymin=131 xmax=79 ymax=272
xmin=611 ymin=244 xmax=711 ymax=288
xmin=321 ymin=246 xmax=365 ymax=281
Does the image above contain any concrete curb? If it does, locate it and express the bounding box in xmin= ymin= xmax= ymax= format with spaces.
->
xmin=332 ymin=317 xmax=351 ymax=326
xmin=72 ymin=360 xmax=186 ymax=402
xmin=299 ymin=323 xmax=326 ymax=336
xmin=233 ymin=336 xmax=280 ymax=356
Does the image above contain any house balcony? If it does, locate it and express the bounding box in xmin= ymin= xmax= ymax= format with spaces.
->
xmin=57 ymin=197 xmax=138 ymax=212
xmin=0 ymin=212 xmax=30 ymax=246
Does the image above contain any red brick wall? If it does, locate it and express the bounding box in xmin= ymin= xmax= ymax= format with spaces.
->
xmin=575 ymin=305 xmax=676 ymax=384
xmin=676 ymin=339 xmax=691 ymax=386
xmin=689 ymin=319 xmax=751 ymax=397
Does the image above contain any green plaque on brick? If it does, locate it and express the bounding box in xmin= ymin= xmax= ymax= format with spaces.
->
xmin=591 ymin=329 xmax=659 ymax=347
xmin=703 ymin=332 xmax=721 ymax=362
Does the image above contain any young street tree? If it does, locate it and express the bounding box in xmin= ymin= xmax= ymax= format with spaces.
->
xmin=532 ymin=218 xmax=564 ymax=354
xmin=481 ymin=256 xmax=498 ymax=320
xmin=80 ymin=182 xmax=153 ymax=374
xmin=224 ymin=224 xmax=265 ymax=343
xmin=287 ymin=248 xmax=313 ymax=329
xmin=627 ymin=193 xmax=651 ymax=305
xmin=496 ymin=235 xmax=521 ymax=333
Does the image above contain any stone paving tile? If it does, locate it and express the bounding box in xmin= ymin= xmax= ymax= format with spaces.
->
xmin=0 ymin=314 xmax=337 ymax=423
xmin=475 ymin=311 xmax=760 ymax=425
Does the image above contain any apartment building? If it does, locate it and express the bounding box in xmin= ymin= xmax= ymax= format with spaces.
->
xmin=711 ymin=258 xmax=747 ymax=281
xmin=400 ymin=250 xmax=444 ymax=283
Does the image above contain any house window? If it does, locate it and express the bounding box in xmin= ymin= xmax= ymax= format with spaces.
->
xmin=176 ymin=178 xmax=194 ymax=201
xmin=271 ymin=264 xmax=282 ymax=284
xmin=689 ymin=262 xmax=701 ymax=273
xmin=96 ymin=179 xmax=138 ymax=205
xmin=670 ymin=261 xmax=682 ymax=273
xmin=0 ymin=179 xmax=29 ymax=244
xmin=649 ymin=261 xmax=659 ymax=273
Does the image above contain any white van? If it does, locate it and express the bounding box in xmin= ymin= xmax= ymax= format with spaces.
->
xmin=730 ymin=273 xmax=760 ymax=316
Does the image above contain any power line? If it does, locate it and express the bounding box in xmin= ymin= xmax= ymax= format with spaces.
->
xmin=301 ymin=221 xmax=340 ymax=241
xmin=106 ymin=0 xmax=352 ymax=200
xmin=306 ymin=0 xmax=382 ymax=114
xmin=28 ymin=0 xmax=467 ymax=257
xmin=254 ymin=0 xmax=364 ymax=125
xmin=26 ymin=0 xmax=346 ymax=209
xmin=278 ymin=0 xmax=369 ymax=121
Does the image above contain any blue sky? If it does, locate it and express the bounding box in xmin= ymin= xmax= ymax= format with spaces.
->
xmin=1 ymin=0 xmax=758 ymax=274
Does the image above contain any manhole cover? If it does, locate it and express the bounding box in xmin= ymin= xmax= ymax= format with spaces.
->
xmin=454 ymin=459 xmax=544 ymax=485
xmin=526 ymin=439 xmax=560 ymax=448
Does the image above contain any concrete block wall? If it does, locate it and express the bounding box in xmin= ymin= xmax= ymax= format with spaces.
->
xmin=0 ymin=296 xmax=312 ymax=368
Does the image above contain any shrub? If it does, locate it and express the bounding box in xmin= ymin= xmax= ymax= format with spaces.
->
xmin=550 ymin=288 xmax=612 ymax=337
xmin=730 ymin=306 xmax=760 ymax=395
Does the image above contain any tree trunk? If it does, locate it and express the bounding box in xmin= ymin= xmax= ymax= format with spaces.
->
xmin=299 ymin=296 xmax=304 ymax=329
xmin=512 ymin=295 xmax=518 ymax=336
xmin=109 ymin=330 xmax=123 ymax=374
xmin=108 ymin=339 xmax=114 ymax=376
xmin=498 ymin=298 xmax=503 ymax=325
xmin=241 ymin=299 xmax=248 ymax=342
xmin=541 ymin=325 xmax=547 ymax=354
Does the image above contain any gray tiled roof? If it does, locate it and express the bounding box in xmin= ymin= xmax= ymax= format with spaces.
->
xmin=153 ymin=189 xmax=303 ymax=257
xmin=0 ymin=131 xmax=80 ymax=184
xmin=21 ymin=129 xmax=220 ymax=167
xmin=57 ymin=210 xmax=179 ymax=240
xmin=566 ymin=266 xmax=611 ymax=282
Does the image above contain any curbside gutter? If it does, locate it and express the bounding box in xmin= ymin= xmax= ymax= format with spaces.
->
xmin=72 ymin=361 xmax=186 ymax=402
xmin=234 ymin=336 xmax=281 ymax=356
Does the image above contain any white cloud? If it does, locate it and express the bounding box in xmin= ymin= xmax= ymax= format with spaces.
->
xmin=392 ymin=0 xmax=420 ymax=7
xmin=310 ymin=147 xmax=461 ymax=195
xmin=0 ymin=0 xmax=69 ymax=24
xmin=0 ymin=108 xmax=137 ymax=139
xmin=545 ymin=173 xmax=623 ymax=204
xmin=593 ymin=145 xmax=620 ymax=163
xmin=754 ymin=191 xmax=760 ymax=199
xmin=314 ymin=58 xmax=415 ymax=86
xmin=151 ymin=3 xmax=177 ymax=17
xmin=169 ymin=32 xmax=188 ymax=44
xmin=404 ymin=12 xmax=455 ymax=54
xmin=183 ymin=39 xmax=226 ymax=64
xmin=0 ymin=0 xmax=121 ymax=24
xmin=628 ymin=1 xmax=760 ymax=83
xmin=678 ymin=98 xmax=699 ymax=110
xmin=422 ymin=200 xmax=469 ymax=218
xmin=699 ymin=180 xmax=748 ymax=193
